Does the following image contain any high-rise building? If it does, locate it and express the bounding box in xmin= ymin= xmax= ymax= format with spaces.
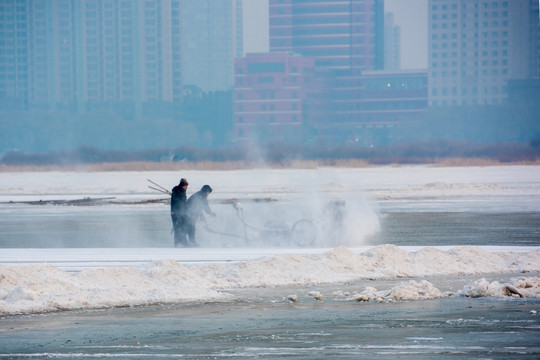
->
xmin=428 ymin=0 xmax=540 ymax=106
xmin=263 ymin=0 xmax=423 ymax=144
xmin=384 ymin=13 xmax=401 ymax=70
xmin=269 ymin=0 xmax=383 ymax=74
xmin=181 ymin=0 xmax=243 ymax=92
xmin=0 ymin=0 xmax=183 ymax=111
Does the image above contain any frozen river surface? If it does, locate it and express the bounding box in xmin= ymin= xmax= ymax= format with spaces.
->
xmin=1 ymin=165 xmax=540 ymax=358
xmin=2 ymin=285 xmax=539 ymax=359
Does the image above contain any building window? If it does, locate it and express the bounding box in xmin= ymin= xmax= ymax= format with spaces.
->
xmin=258 ymin=76 xmax=274 ymax=83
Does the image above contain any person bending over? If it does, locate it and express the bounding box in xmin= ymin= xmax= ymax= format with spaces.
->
xmin=185 ymin=185 xmax=215 ymax=246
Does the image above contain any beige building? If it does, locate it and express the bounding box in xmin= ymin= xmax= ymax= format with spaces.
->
xmin=428 ymin=0 xmax=540 ymax=106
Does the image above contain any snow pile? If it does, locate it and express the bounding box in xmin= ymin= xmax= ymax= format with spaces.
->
xmin=458 ymin=277 xmax=540 ymax=298
xmin=351 ymin=280 xmax=443 ymax=302
xmin=1 ymin=245 xmax=540 ymax=315
xmin=348 ymin=277 xmax=540 ymax=303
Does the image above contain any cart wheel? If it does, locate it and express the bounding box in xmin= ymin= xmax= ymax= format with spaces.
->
xmin=291 ymin=219 xmax=317 ymax=247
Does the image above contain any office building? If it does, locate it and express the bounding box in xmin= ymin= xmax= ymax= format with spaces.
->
xmin=263 ymin=0 xmax=427 ymax=145
xmin=269 ymin=0 xmax=384 ymax=74
xmin=234 ymin=52 xmax=328 ymax=144
xmin=311 ymin=70 xmax=428 ymax=145
xmin=428 ymin=0 xmax=540 ymax=106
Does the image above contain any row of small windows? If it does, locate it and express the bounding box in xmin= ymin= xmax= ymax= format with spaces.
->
xmin=236 ymin=116 xmax=299 ymax=128
xmin=291 ymin=5 xmax=351 ymax=15
xmin=432 ymin=11 xmax=508 ymax=20
xmin=432 ymin=50 xmax=509 ymax=59
xmin=290 ymin=27 xmax=349 ymax=36
xmin=274 ymin=16 xmax=361 ymax=26
xmin=238 ymin=65 xmax=309 ymax=74
xmin=0 ymin=6 xmax=27 ymax=12
xmin=237 ymin=76 xmax=305 ymax=85
xmin=432 ymin=40 xmax=509 ymax=50
xmin=432 ymin=68 xmax=509 ymax=77
xmin=431 ymin=44 xmax=508 ymax=59
xmin=432 ymin=98 xmax=502 ymax=106
xmin=293 ymin=37 xmax=351 ymax=47
xmin=432 ymin=1 xmax=508 ymax=11
xmin=432 ymin=86 xmax=503 ymax=97
xmin=432 ymin=60 xmax=508 ymax=68
xmin=432 ymin=19 xmax=508 ymax=29
xmin=237 ymin=91 xmax=298 ymax=100
xmin=236 ymin=104 xmax=299 ymax=111
xmin=432 ymin=31 xmax=507 ymax=40
xmin=0 ymin=21 xmax=26 ymax=29
xmin=360 ymin=101 xmax=424 ymax=110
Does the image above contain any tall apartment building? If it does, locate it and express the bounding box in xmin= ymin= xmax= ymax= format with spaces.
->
xmin=384 ymin=12 xmax=401 ymax=70
xmin=181 ymin=0 xmax=243 ymax=92
xmin=0 ymin=0 xmax=183 ymax=111
xmin=428 ymin=0 xmax=540 ymax=106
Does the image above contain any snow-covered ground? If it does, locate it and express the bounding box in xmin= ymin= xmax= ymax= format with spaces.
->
xmin=1 ymin=165 xmax=539 ymax=209
xmin=1 ymin=165 xmax=539 ymax=315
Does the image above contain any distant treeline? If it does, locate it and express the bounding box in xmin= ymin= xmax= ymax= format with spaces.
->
xmin=1 ymin=98 xmax=539 ymax=164
xmin=0 ymin=91 xmax=233 ymax=153
xmin=2 ymin=140 xmax=539 ymax=167
xmin=1 ymin=97 xmax=540 ymax=153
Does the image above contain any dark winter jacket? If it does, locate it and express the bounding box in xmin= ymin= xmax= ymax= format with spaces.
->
xmin=170 ymin=185 xmax=187 ymax=215
xmin=186 ymin=190 xmax=213 ymax=221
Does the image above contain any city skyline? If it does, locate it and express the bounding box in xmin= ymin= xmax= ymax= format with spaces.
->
xmin=1 ymin=0 xmax=538 ymax=153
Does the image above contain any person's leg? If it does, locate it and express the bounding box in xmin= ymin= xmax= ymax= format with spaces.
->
xmin=172 ymin=214 xmax=184 ymax=247
xmin=177 ymin=217 xmax=189 ymax=246
xmin=186 ymin=220 xmax=197 ymax=246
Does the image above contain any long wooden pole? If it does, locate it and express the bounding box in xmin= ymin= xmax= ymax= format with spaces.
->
xmin=147 ymin=179 xmax=171 ymax=194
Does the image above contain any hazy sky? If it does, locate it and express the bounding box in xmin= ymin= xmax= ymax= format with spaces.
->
xmin=243 ymin=0 xmax=428 ymax=69
xmin=243 ymin=0 xmax=270 ymax=54
xmin=385 ymin=0 xmax=428 ymax=69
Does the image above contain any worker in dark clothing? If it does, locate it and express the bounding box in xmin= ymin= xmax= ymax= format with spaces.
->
xmin=170 ymin=178 xmax=189 ymax=247
xmin=186 ymin=185 xmax=215 ymax=246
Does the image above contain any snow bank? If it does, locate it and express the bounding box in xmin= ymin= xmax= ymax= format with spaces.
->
xmin=1 ymin=245 xmax=539 ymax=315
xmin=0 ymin=260 xmax=230 ymax=315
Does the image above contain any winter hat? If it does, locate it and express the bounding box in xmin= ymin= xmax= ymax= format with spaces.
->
xmin=179 ymin=178 xmax=188 ymax=186
xmin=201 ymin=185 xmax=212 ymax=193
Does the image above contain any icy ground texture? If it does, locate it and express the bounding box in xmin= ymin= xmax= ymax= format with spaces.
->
xmin=1 ymin=245 xmax=539 ymax=315
xmin=2 ymin=165 xmax=540 ymax=210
